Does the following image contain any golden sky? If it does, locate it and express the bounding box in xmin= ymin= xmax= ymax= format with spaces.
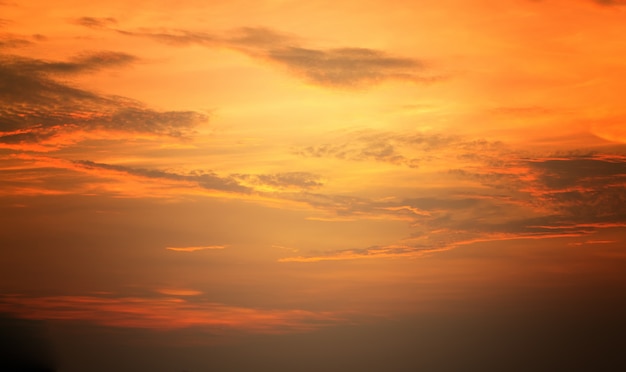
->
xmin=1 ymin=0 xmax=626 ymax=371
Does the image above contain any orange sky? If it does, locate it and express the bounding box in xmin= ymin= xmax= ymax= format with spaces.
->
xmin=2 ymin=1 xmax=626 ymax=371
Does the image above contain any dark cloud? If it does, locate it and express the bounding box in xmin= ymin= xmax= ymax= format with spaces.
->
xmin=0 ymin=34 xmax=32 ymax=48
xmin=296 ymin=130 xmax=502 ymax=168
xmin=72 ymin=162 xmax=324 ymax=194
xmin=235 ymin=172 xmax=323 ymax=190
xmin=531 ymin=0 xmax=626 ymax=6
xmin=104 ymin=26 xmax=440 ymax=88
xmin=592 ymin=0 xmax=626 ymax=5
xmin=2 ymin=51 xmax=137 ymax=75
xmin=74 ymin=16 xmax=117 ymax=29
xmin=74 ymin=160 xmax=251 ymax=194
xmin=0 ymin=52 xmax=206 ymax=147
xmin=264 ymin=46 xmax=433 ymax=88
xmin=116 ymin=28 xmax=218 ymax=46
xmin=296 ymin=133 xmax=422 ymax=167
xmin=288 ymin=147 xmax=626 ymax=261
xmin=451 ymin=153 xmax=626 ymax=230
xmin=525 ymin=155 xmax=626 ymax=222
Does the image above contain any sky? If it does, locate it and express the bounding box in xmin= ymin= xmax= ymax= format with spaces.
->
xmin=1 ymin=0 xmax=626 ymax=371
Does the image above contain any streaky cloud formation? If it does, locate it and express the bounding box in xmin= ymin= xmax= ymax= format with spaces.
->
xmin=166 ymin=245 xmax=226 ymax=252
xmin=2 ymin=2 xmax=626 ymax=370
xmin=3 ymin=51 xmax=137 ymax=75
xmin=592 ymin=0 xmax=626 ymax=5
xmin=73 ymin=16 xmax=117 ymax=29
xmin=0 ymin=294 xmax=346 ymax=334
xmin=0 ymin=34 xmax=33 ymax=48
xmin=99 ymin=25 xmax=441 ymax=88
xmin=234 ymin=171 xmax=323 ymax=190
xmin=295 ymin=130 xmax=502 ymax=168
xmin=155 ymin=288 xmax=203 ymax=296
xmin=0 ymin=51 xmax=207 ymax=151
xmin=73 ymin=160 xmax=252 ymax=194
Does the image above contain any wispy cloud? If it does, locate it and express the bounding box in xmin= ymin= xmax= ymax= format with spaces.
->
xmin=279 ymin=230 xmax=597 ymax=263
xmin=295 ymin=129 xmax=503 ymax=168
xmin=591 ymin=0 xmax=626 ymax=6
xmin=0 ymin=51 xmax=207 ymax=151
xmin=0 ymin=294 xmax=346 ymax=334
xmin=85 ymin=24 xmax=443 ymax=88
xmin=155 ymin=288 xmax=203 ymax=296
xmin=165 ymin=245 xmax=226 ymax=252
xmin=234 ymin=172 xmax=323 ymax=190
xmin=0 ymin=34 xmax=32 ymax=48
xmin=73 ymin=16 xmax=117 ymax=29
xmin=3 ymin=51 xmax=137 ymax=75
xmin=74 ymin=160 xmax=251 ymax=194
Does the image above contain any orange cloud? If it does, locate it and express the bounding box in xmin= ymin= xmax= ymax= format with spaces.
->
xmin=0 ymin=294 xmax=345 ymax=334
xmin=278 ymin=232 xmax=593 ymax=263
xmin=165 ymin=245 xmax=226 ymax=252
xmin=155 ymin=288 xmax=203 ymax=296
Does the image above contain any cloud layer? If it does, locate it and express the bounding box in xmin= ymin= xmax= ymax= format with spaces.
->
xmin=0 ymin=51 xmax=207 ymax=151
xmin=104 ymin=26 xmax=441 ymax=88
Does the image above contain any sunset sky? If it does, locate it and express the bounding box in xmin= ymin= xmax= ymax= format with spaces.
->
xmin=2 ymin=0 xmax=626 ymax=371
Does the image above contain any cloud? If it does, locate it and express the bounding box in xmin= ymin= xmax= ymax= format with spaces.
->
xmin=235 ymin=172 xmax=323 ymax=190
xmin=166 ymin=245 xmax=226 ymax=252
xmin=278 ymin=230 xmax=592 ymax=262
xmin=530 ymin=0 xmax=626 ymax=6
xmin=296 ymin=130 xmax=502 ymax=168
xmin=73 ymin=160 xmax=252 ymax=194
xmin=73 ymin=16 xmax=117 ymax=29
xmin=0 ymin=34 xmax=32 ymax=48
xmin=0 ymin=52 xmax=207 ymax=150
xmin=0 ymin=294 xmax=344 ymax=334
xmin=155 ymin=288 xmax=203 ymax=296
xmin=279 ymin=244 xmax=433 ymax=263
xmin=263 ymin=46 xmax=436 ymax=88
xmin=449 ymin=152 xmax=626 ymax=232
xmin=283 ymin=140 xmax=626 ymax=263
xmin=523 ymin=155 xmax=626 ymax=222
xmin=3 ymin=51 xmax=137 ymax=75
xmin=592 ymin=0 xmax=626 ymax=5
xmin=99 ymin=25 xmax=442 ymax=88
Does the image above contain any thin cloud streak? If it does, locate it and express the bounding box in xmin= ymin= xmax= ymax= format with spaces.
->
xmin=100 ymin=25 xmax=443 ymax=88
xmin=0 ymin=294 xmax=346 ymax=334
xmin=155 ymin=288 xmax=203 ymax=296
xmin=0 ymin=51 xmax=207 ymax=150
xmin=166 ymin=245 xmax=226 ymax=252
xmin=73 ymin=16 xmax=117 ymax=29
xmin=278 ymin=231 xmax=593 ymax=263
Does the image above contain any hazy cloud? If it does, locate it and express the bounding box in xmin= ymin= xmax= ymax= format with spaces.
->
xmin=264 ymin=46 xmax=434 ymax=88
xmin=155 ymin=288 xmax=203 ymax=296
xmin=284 ymin=146 xmax=626 ymax=262
xmin=2 ymin=51 xmax=136 ymax=75
xmin=0 ymin=52 xmax=206 ymax=148
xmin=524 ymin=155 xmax=626 ymax=222
xmin=100 ymin=25 xmax=441 ymax=88
xmin=0 ymin=294 xmax=344 ymax=333
xmin=296 ymin=130 xmax=502 ymax=168
xmin=592 ymin=0 xmax=626 ymax=5
xmin=74 ymin=160 xmax=251 ymax=194
xmin=73 ymin=16 xmax=117 ymax=29
xmin=451 ymin=153 xmax=626 ymax=229
xmin=235 ymin=172 xmax=323 ymax=190
xmin=166 ymin=245 xmax=226 ymax=252
xmin=0 ymin=34 xmax=32 ymax=48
